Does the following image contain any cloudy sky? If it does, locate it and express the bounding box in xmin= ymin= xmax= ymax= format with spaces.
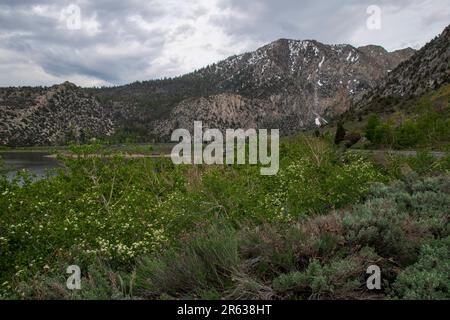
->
xmin=0 ymin=0 xmax=449 ymax=87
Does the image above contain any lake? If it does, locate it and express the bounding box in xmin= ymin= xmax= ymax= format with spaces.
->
xmin=0 ymin=152 xmax=63 ymax=182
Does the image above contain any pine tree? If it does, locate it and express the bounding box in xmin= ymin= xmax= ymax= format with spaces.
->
xmin=334 ymin=122 xmax=347 ymax=145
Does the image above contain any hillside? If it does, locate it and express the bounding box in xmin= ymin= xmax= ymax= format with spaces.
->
xmin=333 ymin=24 xmax=450 ymax=151
xmin=0 ymin=82 xmax=114 ymax=146
xmin=0 ymin=38 xmax=416 ymax=146
xmin=97 ymin=39 xmax=414 ymax=140
xmin=352 ymin=24 xmax=450 ymax=117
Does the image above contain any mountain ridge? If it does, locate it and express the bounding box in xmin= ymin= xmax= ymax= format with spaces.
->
xmin=0 ymin=34 xmax=424 ymax=146
xmin=100 ymin=37 xmax=416 ymax=140
xmin=150 ymin=39 xmax=415 ymax=138
xmin=351 ymin=24 xmax=450 ymax=117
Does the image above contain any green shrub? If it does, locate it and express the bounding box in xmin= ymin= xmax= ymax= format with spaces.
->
xmin=344 ymin=175 xmax=450 ymax=265
xmin=392 ymin=237 xmax=450 ymax=300
xmin=239 ymin=223 xmax=306 ymax=278
xmin=363 ymin=86 xmax=450 ymax=150
xmin=365 ymin=114 xmax=382 ymax=144
xmin=134 ymin=225 xmax=239 ymax=298
xmin=395 ymin=121 xmax=423 ymax=148
xmin=15 ymin=260 xmax=132 ymax=300
xmin=273 ymin=248 xmax=381 ymax=299
xmin=0 ymin=154 xmax=182 ymax=292
xmin=381 ymin=153 xmax=450 ymax=181
xmin=260 ymin=138 xmax=385 ymax=218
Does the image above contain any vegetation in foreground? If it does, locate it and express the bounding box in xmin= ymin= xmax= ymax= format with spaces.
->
xmin=0 ymin=136 xmax=449 ymax=300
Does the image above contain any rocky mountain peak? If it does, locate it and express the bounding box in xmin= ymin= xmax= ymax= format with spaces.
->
xmin=145 ymin=38 xmax=416 ymax=139
xmin=355 ymin=23 xmax=450 ymax=110
xmin=57 ymin=81 xmax=78 ymax=90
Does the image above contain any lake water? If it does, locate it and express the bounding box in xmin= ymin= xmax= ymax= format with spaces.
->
xmin=0 ymin=152 xmax=63 ymax=182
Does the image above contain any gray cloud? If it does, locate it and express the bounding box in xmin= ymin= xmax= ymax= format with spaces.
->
xmin=0 ymin=0 xmax=449 ymax=87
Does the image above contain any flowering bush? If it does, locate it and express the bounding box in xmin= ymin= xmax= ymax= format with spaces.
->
xmin=15 ymin=173 xmax=449 ymax=300
xmin=0 ymin=137 xmax=411 ymax=298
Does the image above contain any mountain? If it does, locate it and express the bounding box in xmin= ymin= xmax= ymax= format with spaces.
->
xmin=0 ymin=82 xmax=113 ymax=146
xmin=97 ymin=39 xmax=414 ymax=140
xmin=352 ymin=24 xmax=450 ymax=116
xmin=0 ymin=38 xmax=416 ymax=146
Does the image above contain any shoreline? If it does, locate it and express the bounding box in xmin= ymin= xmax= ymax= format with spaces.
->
xmin=44 ymin=153 xmax=171 ymax=159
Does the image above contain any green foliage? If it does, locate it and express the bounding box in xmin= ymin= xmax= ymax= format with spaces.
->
xmin=344 ymin=175 xmax=450 ymax=265
xmin=279 ymin=152 xmax=384 ymax=216
xmin=394 ymin=120 xmax=423 ymax=148
xmin=2 ymin=137 xmax=380 ymax=295
xmin=381 ymin=152 xmax=450 ymax=178
xmin=0 ymin=153 xmax=183 ymax=295
xmin=365 ymin=113 xmax=383 ymax=144
xmin=21 ymin=174 xmax=450 ymax=300
xmin=363 ymin=85 xmax=450 ymax=150
xmin=272 ymin=248 xmax=380 ymax=299
xmin=364 ymin=114 xmax=395 ymax=147
xmin=148 ymin=137 xmax=385 ymax=227
xmin=1 ymin=138 xmax=448 ymax=300
xmin=134 ymin=225 xmax=239 ymax=298
xmin=261 ymin=137 xmax=385 ymax=218
xmin=15 ymin=261 xmax=133 ymax=300
xmin=392 ymin=237 xmax=450 ymax=300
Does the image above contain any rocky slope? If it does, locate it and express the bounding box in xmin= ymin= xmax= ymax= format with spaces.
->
xmin=0 ymin=82 xmax=114 ymax=146
xmin=110 ymin=39 xmax=414 ymax=139
xmin=353 ymin=24 xmax=450 ymax=116
xmin=1 ymin=37 xmax=417 ymax=145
